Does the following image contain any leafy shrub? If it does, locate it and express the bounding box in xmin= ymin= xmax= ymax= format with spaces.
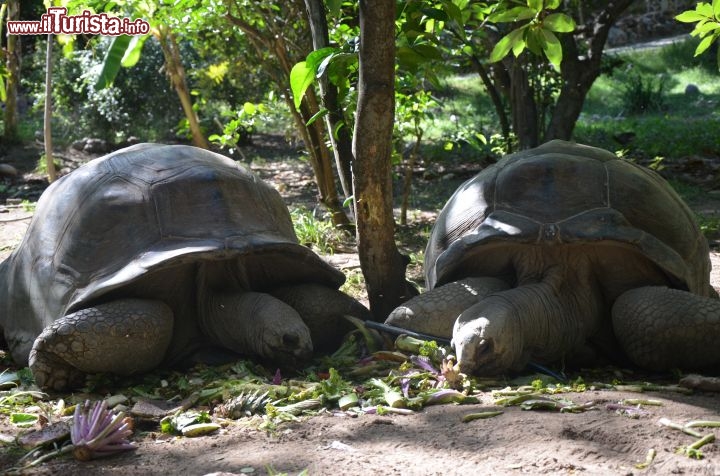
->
xmin=21 ymin=37 xmax=183 ymax=144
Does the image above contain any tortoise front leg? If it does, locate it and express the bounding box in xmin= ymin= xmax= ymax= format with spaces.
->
xmin=612 ymin=286 xmax=720 ymax=370
xmin=385 ymin=277 xmax=510 ymax=338
xmin=29 ymin=298 xmax=173 ymax=391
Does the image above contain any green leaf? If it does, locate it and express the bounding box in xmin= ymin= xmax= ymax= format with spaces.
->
xmin=488 ymin=6 xmax=536 ymax=23
xmin=318 ymin=52 xmax=356 ymax=80
xmin=545 ymin=0 xmax=561 ymax=9
xmin=676 ymin=10 xmax=709 ymax=23
xmin=694 ymin=21 xmax=720 ymax=36
xmin=0 ymin=75 xmax=5 ymax=103
xmin=489 ymin=27 xmax=526 ymax=62
xmin=715 ymin=0 xmax=720 ymax=19
xmin=699 ymin=2 xmax=715 ymax=17
xmin=421 ymin=7 xmax=448 ymax=22
xmin=242 ymin=102 xmax=256 ymax=115
xmin=94 ymin=34 xmax=132 ymax=90
xmin=327 ymin=0 xmax=342 ymax=17
xmin=526 ymin=27 xmax=544 ymax=55
xmin=543 ymin=13 xmax=575 ymax=32
xmin=413 ymin=43 xmax=444 ymax=60
xmin=527 ymin=0 xmax=543 ymax=12
xmin=10 ymin=413 xmax=38 ymax=428
xmin=695 ymin=34 xmax=716 ymax=56
xmin=397 ymin=46 xmax=427 ymax=71
xmin=121 ymin=34 xmax=148 ymax=67
xmin=443 ymin=1 xmax=463 ymax=25
xmin=306 ymin=108 xmax=328 ymax=126
xmin=289 ymin=61 xmax=315 ymax=110
xmin=307 ymin=47 xmax=337 ymax=73
xmin=512 ymin=36 xmax=527 ymax=57
xmin=541 ymin=29 xmax=562 ymax=69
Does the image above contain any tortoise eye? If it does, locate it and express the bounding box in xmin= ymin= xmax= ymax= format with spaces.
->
xmin=282 ymin=333 xmax=300 ymax=347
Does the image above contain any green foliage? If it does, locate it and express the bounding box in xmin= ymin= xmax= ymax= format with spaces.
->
xmin=22 ymin=37 xmax=182 ymax=143
xmin=94 ymin=34 xmax=133 ymax=90
xmin=676 ymin=0 xmax=720 ymax=69
xmin=209 ymin=101 xmax=269 ymax=152
xmin=160 ymin=410 xmax=212 ymax=435
xmin=577 ymin=37 xmax=720 ymax=158
xmin=488 ymin=0 xmax=576 ymax=69
xmin=291 ymin=207 xmax=347 ymax=255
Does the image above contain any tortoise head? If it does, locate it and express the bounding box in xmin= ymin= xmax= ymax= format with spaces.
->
xmin=200 ymin=290 xmax=313 ymax=365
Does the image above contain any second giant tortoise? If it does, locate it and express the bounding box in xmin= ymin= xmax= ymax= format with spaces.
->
xmin=0 ymin=143 xmax=368 ymax=390
xmin=387 ymin=140 xmax=720 ymax=375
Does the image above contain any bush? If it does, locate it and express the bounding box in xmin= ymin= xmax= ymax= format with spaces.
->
xmin=619 ymin=72 xmax=667 ymax=115
xmin=21 ymin=37 xmax=183 ymax=144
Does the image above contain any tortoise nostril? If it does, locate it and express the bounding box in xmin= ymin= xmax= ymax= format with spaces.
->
xmin=282 ymin=333 xmax=300 ymax=347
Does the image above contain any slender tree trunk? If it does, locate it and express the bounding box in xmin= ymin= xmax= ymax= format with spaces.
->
xmin=508 ymin=58 xmax=539 ymax=149
xmin=225 ymin=9 xmax=351 ymax=228
xmin=271 ymin=34 xmax=352 ymax=228
xmin=304 ymin=0 xmax=354 ymax=198
xmin=4 ymin=0 xmax=19 ymax=142
xmin=545 ymin=0 xmax=634 ymax=140
xmin=44 ymin=35 xmax=56 ymax=183
xmin=156 ymin=28 xmax=209 ymax=149
xmin=354 ymin=0 xmax=415 ymax=319
xmin=468 ymin=54 xmax=511 ymax=150
xmin=400 ymin=129 xmax=422 ymax=226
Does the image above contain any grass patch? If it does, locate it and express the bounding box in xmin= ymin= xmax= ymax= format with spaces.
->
xmin=290 ymin=206 xmax=349 ymax=255
xmin=577 ymin=37 xmax=720 ymax=158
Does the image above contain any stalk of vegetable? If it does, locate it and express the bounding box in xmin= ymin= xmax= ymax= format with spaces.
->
xmin=424 ymin=389 xmax=473 ymax=405
xmin=369 ymin=378 xmax=406 ymax=408
xmin=658 ymin=417 xmax=704 ymax=438
xmin=462 ymin=411 xmax=503 ymax=422
xmin=635 ymin=448 xmax=656 ymax=469
xmin=338 ymin=393 xmax=359 ymax=410
xmin=678 ymin=433 xmax=715 ymax=459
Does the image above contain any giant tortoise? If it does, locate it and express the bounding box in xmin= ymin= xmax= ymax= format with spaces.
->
xmin=0 ymin=143 xmax=368 ymax=390
xmin=387 ymin=140 xmax=720 ymax=375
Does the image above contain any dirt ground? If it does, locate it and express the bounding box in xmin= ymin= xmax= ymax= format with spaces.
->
xmin=3 ymin=141 xmax=720 ymax=475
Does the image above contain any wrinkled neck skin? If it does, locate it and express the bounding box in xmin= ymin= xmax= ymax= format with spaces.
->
xmin=453 ymin=247 xmax=605 ymax=375
xmin=201 ymin=290 xmax=313 ymax=366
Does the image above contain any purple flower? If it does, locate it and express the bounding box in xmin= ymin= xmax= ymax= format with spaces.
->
xmin=71 ymin=400 xmax=136 ymax=461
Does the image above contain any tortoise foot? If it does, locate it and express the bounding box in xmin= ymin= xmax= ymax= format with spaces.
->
xmin=613 ymin=286 xmax=720 ymax=370
xmin=29 ymin=298 xmax=173 ymax=391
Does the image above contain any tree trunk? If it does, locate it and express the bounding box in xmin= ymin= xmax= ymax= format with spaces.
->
xmin=224 ymin=6 xmax=352 ymax=228
xmin=44 ymin=35 xmax=56 ymax=183
xmin=545 ymin=0 xmax=634 ymax=140
xmin=4 ymin=0 xmax=19 ymax=142
xmin=156 ymin=28 xmax=209 ymax=149
xmin=354 ymin=0 xmax=415 ymax=320
xmin=303 ymin=0 xmax=354 ymax=198
xmin=485 ymin=0 xmax=633 ymax=148
xmin=468 ymin=54 xmax=511 ymax=150
xmin=271 ymin=33 xmax=352 ymax=229
xmin=508 ymin=58 xmax=539 ymax=149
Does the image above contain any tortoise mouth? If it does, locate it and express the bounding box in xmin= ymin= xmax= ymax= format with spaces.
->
xmin=459 ymin=338 xmax=502 ymax=376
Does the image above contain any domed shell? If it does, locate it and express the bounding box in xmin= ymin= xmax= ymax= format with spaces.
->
xmin=425 ymin=140 xmax=710 ymax=295
xmin=0 ymin=143 xmax=343 ymax=362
